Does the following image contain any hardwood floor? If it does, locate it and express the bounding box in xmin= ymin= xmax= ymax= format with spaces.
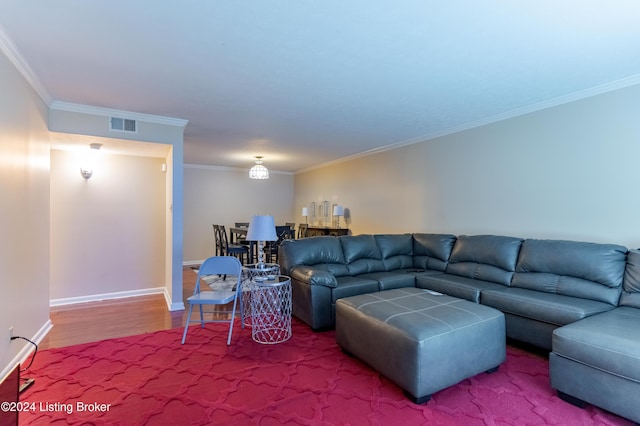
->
xmin=37 ymin=267 xmax=550 ymax=360
xmin=39 ymin=266 xmax=205 ymax=350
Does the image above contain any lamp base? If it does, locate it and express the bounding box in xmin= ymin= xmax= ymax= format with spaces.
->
xmin=256 ymin=241 xmax=266 ymax=268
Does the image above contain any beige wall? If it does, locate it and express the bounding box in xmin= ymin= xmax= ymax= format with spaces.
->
xmin=49 ymin=149 xmax=167 ymax=302
xmin=0 ymin=49 xmax=51 ymax=378
xmin=49 ymin=106 xmax=186 ymax=310
xmin=183 ymin=166 xmax=295 ymax=263
xmin=295 ymin=84 xmax=640 ymax=248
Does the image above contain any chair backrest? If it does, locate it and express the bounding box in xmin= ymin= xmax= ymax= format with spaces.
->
xmin=212 ymin=224 xmax=222 ymax=253
xmin=285 ymin=222 xmax=295 ymax=229
xmin=235 ymin=222 xmax=249 ymax=228
xmin=275 ymin=225 xmax=294 ymax=241
xmin=266 ymin=226 xmax=295 ymax=254
xmin=195 ymin=256 xmax=242 ymax=293
xmin=218 ymin=225 xmax=230 ymax=248
xmin=298 ymin=223 xmax=308 ymax=238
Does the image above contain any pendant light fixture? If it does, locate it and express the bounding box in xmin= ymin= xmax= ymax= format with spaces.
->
xmin=249 ymin=156 xmax=269 ymax=180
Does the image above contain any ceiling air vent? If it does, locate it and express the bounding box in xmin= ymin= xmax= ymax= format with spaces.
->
xmin=110 ymin=117 xmax=137 ymax=133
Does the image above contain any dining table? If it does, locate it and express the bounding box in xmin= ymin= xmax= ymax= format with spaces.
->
xmin=229 ymin=227 xmax=255 ymax=263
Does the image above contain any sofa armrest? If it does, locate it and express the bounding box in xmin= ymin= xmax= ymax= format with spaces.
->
xmin=290 ymin=266 xmax=338 ymax=288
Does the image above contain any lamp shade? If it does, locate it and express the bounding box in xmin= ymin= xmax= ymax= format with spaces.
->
xmin=301 ymin=207 xmax=309 ymax=217
xmin=333 ymin=205 xmax=344 ymax=216
xmin=246 ymin=215 xmax=278 ymax=241
xmin=249 ymin=164 xmax=269 ymax=179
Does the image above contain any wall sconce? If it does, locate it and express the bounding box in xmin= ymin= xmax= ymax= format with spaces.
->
xmin=333 ymin=205 xmax=344 ymax=228
xmin=80 ymin=143 xmax=102 ymax=179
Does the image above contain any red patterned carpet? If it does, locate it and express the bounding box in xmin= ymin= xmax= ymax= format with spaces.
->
xmin=19 ymin=319 xmax=632 ymax=425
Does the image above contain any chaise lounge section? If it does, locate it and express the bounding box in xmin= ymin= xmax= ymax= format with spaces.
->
xmin=549 ymin=249 xmax=640 ymax=424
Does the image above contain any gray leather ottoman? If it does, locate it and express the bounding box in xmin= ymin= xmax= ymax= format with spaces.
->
xmin=336 ymin=287 xmax=505 ymax=403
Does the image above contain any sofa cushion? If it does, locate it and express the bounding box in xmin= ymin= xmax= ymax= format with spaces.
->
xmin=340 ymin=235 xmax=385 ymax=275
xmin=358 ymin=271 xmax=416 ymax=291
xmin=331 ymin=275 xmax=380 ymax=302
xmin=446 ymin=235 xmax=523 ymax=285
xmin=415 ymin=272 xmax=505 ymax=303
xmin=375 ymin=234 xmax=414 ymax=271
xmin=513 ymin=239 xmax=626 ymax=305
xmin=621 ymin=249 xmax=640 ymax=308
xmin=412 ymin=233 xmax=456 ymax=271
xmin=481 ymin=287 xmax=614 ymax=326
xmin=279 ymin=236 xmax=348 ymax=276
xmin=552 ymin=307 xmax=640 ymax=382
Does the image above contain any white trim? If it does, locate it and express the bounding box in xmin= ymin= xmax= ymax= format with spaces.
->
xmin=163 ymin=288 xmax=185 ymax=312
xmin=50 ymin=101 xmax=189 ymax=128
xmin=183 ymin=259 xmax=204 ymax=267
xmin=49 ymin=287 xmax=166 ymax=307
xmin=184 ymin=163 xmax=293 ymax=175
xmin=0 ymin=24 xmax=52 ymax=105
xmin=1 ymin=320 xmax=53 ymax=383
xmin=296 ymin=74 xmax=640 ymax=174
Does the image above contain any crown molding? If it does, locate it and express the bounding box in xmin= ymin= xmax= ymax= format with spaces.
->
xmin=0 ymin=24 xmax=52 ymax=105
xmin=185 ymin=163 xmax=293 ymax=175
xmin=296 ymin=73 xmax=640 ymax=174
xmin=0 ymin=24 xmax=189 ymax=129
xmin=50 ymin=101 xmax=189 ymax=128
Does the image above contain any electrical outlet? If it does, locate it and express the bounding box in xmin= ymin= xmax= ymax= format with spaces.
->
xmin=9 ymin=326 xmax=14 ymax=341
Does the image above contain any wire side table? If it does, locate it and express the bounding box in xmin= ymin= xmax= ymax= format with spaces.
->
xmin=241 ymin=263 xmax=280 ymax=327
xmin=250 ymin=275 xmax=292 ymax=344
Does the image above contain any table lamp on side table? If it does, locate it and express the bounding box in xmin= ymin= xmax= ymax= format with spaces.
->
xmin=246 ymin=215 xmax=278 ymax=269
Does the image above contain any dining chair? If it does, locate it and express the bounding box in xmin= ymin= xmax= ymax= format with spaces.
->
xmin=181 ymin=256 xmax=244 ymax=345
xmin=218 ymin=225 xmax=249 ymax=264
xmin=212 ymin=224 xmax=224 ymax=256
xmin=265 ymin=225 xmax=295 ymax=263
xmin=232 ymin=223 xmax=250 ymax=247
xmin=298 ymin=223 xmax=308 ymax=238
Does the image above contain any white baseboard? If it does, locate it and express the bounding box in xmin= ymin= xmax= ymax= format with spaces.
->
xmin=183 ymin=260 xmax=204 ymax=267
xmin=2 ymin=288 xmax=186 ymax=382
xmin=1 ymin=319 xmax=53 ymax=382
xmin=50 ymin=286 xmax=185 ymax=313
xmin=163 ymin=288 xmax=185 ymax=311
xmin=50 ymin=287 xmax=166 ymax=307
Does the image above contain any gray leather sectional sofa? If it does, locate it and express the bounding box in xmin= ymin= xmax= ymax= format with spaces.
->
xmin=278 ymin=233 xmax=640 ymax=423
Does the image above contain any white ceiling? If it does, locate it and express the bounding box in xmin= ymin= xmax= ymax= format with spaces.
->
xmin=2 ymin=1 xmax=640 ymax=173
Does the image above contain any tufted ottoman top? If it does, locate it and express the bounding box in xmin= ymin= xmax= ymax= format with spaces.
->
xmin=336 ymin=287 xmax=506 ymax=402
xmin=339 ymin=287 xmax=503 ymax=342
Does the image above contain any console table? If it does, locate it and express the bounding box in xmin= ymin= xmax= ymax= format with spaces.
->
xmin=305 ymin=226 xmax=349 ymax=237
